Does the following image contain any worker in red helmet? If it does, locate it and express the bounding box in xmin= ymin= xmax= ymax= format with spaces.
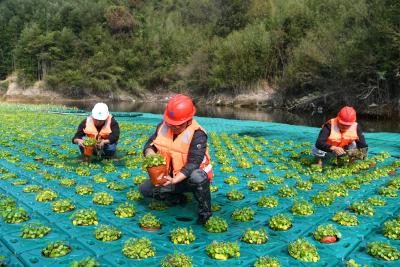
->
xmin=313 ymin=106 xmax=368 ymax=166
xmin=140 ymin=94 xmax=213 ymax=224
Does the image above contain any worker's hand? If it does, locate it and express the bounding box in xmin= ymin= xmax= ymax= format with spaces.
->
xmin=162 ymin=175 xmax=174 ymax=186
xmin=96 ymin=139 xmax=109 ymax=150
xmin=331 ymin=146 xmax=346 ymax=156
xmin=75 ymin=139 xmax=84 ymax=147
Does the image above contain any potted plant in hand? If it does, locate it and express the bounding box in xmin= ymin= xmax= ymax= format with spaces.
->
xmin=83 ymin=138 xmax=97 ymax=156
xmin=143 ymin=154 xmax=167 ymax=186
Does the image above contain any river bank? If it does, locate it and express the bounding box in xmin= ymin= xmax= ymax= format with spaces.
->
xmin=1 ymin=76 xmax=399 ymax=132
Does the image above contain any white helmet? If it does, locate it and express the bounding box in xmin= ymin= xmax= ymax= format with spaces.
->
xmin=91 ymin=103 xmax=109 ymax=120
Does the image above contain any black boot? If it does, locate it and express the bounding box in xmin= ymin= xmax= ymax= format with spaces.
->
xmin=190 ymin=179 xmax=212 ymax=225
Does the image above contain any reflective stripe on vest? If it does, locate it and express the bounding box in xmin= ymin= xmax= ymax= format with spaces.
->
xmin=83 ymin=115 xmax=113 ymax=139
xmin=326 ymin=118 xmax=359 ymax=147
xmin=152 ymin=120 xmax=213 ymax=181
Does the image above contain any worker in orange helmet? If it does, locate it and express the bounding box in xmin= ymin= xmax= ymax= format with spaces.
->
xmin=140 ymin=94 xmax=213 ymax=224
xmin=313 ymin=106 xmax=368 ymax=166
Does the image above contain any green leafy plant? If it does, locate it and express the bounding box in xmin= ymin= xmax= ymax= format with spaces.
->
xmin=59 ymin=178 xmax=76 ymax=187
xmin=268 ymin=214 xmax=292 ymax=231
xmin=378 ymin=186 xmax=398 ymax=197
xmin=383 ymin=219 xmax=400 ymax=239
xmin=133 ymin=175 xmax=147 ymax=185
xmin=83 ymin=138 xmax=97 ymax=146
xmin=277 ymin=185 xmax=297 ymax=198
xmin=220 ymin=166 xmax=235 ymax=173
xmin=161 ymin=252 xmax=193 ymax=267
xmin=70 ymin=257 xmax=100 ymax=267
xmin=332 ymin=211 xmax=359 ymax=226
xmin=327 ymin=183 xmax=349 ymax=197
xmin=342 ymin=178 xmax=360 ymax=190
xmin=92 ymin=192 xmax=114 ymax=205
xmin=12 ymin=179 xmax=28 ymax=186
xmin=75 ymin=185 xmax=94 ymax=195
xmin=204 ymin=216 xmax=228 ymax=233
xmin=170 ymin=227 xmax=196 ymax=244
xmin=312 ymin=191 xmax=335 ymax=206
xmin=310 ymin=175 xmax=328 ymax=184
xmin=211 ymin=203 xmax=221 ymax=211
xmin=107 ymin=181 xmax=126 ymax=191
xmin=2 ymin=207 xmax=30 ymax=223
xmin=367 ymin=241 xmax=400 ymax=261
xmin=92 ymin=174 xmax=107 ymax=183
xmin=76 ymin=166 xmax=91 ymax=176
xmin=21 ymin=223 xmax=51 ymax=239
xmin=70 ymin=209 xmax=98 ymax=226
xmin=257 ymin=196 xmax=278 ymax=208
xmin=267 ymin=176 xmax=284 ymax=184
xmin=149 ymin=201 xmax=169 ymax=211
xmin=42 ymin=241 xmax=71 ymax=258
xmin=210 ymin=185 xmax=219 ymax=192
xmin=143 ymin=154 xmax=166 ymax=168
xmin=248 ymin=180 xmax=267 ymax=191
xmin=114 ymin=202 xmax=136 ymax=218
xmin=22 ymin=185 xmax=42 ymax=193
xmin=350 ymin=201 xmax=374 ymax=216
xmin=241 ymin=228 xmax=268 ymax=244
xmin=122 ymin=238 xmax=155 ymax=259
xmin=368 ymin=196 xmax=387 ymax=206
xmin=288 ymin=238 xmax=320 ymax=262
xmin=226 ymin=189 xmax=245 ymax=201
xmin=52 ymin=199 xmax=76 ymax=213
xmin=94 ymin=224 xmax=122 ymax=242
xmin=119 ymin=172 xmax=131 ymax=179
xmin=103 ymin=164 xmax=117 ymax=173
xmin=224 ymin=175 xmax=240 ymax=185
xmin=126 ymin=189 xmax=144 ymax=201
xmin=36 ymin=189 xmax=58 ymax=202
xmin=231 ymin=207 xmax=255 ymax=222
xmin=254 ymin=256 xmax=281 ymax=267
xmin=291 ymin=200 xmax=314 ymax=216
xmin=139 ymin=213 xmax=161 ymax=229
xmin=206 ymin=241 xmax=240 ymax=260
xmin=313 ymin=224 xmax=341 ymax=241
xmin=296 ymin=180 xmax=312 ymax=190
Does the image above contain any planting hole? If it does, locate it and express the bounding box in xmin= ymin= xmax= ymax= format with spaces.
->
xmin=176 ymin=217 xmax=193 ymax=222
xmin=10 ymin=239 xmax=17 ymax=243
xmin=117 ymin=259 xmax=125 ymax=265
xmin=29 ymin=257 xmax=38 ymax=263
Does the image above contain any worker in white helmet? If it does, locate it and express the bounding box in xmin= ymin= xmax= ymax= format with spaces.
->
xmin=72 ymin=103 xmax=120 ymax=158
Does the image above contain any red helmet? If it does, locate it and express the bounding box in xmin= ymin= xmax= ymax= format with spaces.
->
xmin=163 ymin=94 xmax=196 ymax=125
xmin=337 ymin=106 xmax=356 ymax=125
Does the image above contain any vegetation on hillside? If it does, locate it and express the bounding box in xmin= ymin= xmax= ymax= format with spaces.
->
xmin=0 ymin=0 xmax=398 ymax=110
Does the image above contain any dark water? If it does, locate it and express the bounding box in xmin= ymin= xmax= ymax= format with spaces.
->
xmin=7 ymin=99 xmax=400 ymax=133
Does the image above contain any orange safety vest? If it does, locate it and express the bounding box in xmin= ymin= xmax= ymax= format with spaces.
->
xmin=83 ymin=115 xmax=113 ymax=140
xmin=152 ymin=120 xmax=213 ymax=181
xmin=326 ymin=118 xmax=359 ymax=147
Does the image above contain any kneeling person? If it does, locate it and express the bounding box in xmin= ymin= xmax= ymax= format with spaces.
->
xmin=140 ymin=94 xmax=213 ymax=224
xmin=313 ymin=106 xmax=368 ymax=166
xmin=72 ymin=103 xmax=120 ymax=158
